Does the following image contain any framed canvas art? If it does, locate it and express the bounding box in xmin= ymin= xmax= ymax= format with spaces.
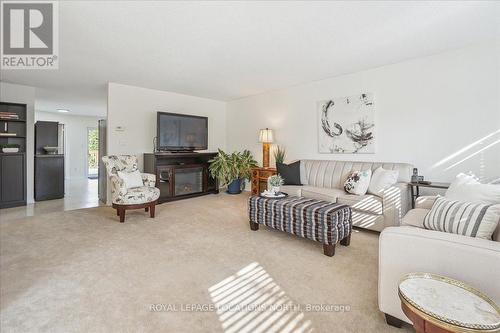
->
xmin=318 ymin=93 xmax=375 ymax=153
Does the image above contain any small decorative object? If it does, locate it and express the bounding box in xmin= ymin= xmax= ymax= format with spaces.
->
xmin=318 ymin=93 xmax=375 ymax=153
xmin=411 ymin=168 xmax=425 ymax=183
xmin=209 ymin=149 xmax=258 ymax=195
xmin=267 ymin=174 xmax=284 ymax=194
xmin=260 ymin=190 xmax=287 ymax=198
xmin=43 ymin=146 xmax=59 ymax=154
xmin=273 ymin=145 xmax=286 ymax=166
xmin=1 ymin=144 xmax=20 ymax=153
xmin=258 ymin=128 xmax=274 ymax=168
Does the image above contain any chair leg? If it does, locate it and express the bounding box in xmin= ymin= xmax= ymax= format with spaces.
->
xmin=118 ymin=208 xmax=125 ymax=223
xmin=149 ymin=203 xmax=155 ymax=218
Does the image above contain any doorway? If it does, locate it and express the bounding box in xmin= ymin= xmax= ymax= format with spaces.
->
xmin=87 ymin=127 xmax=98 ymax=179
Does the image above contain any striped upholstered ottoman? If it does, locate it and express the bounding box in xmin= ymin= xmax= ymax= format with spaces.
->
xmin=248 ymin=196 xmax=352 ymax=257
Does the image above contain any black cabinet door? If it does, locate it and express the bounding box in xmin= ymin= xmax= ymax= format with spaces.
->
xmin=0 ymin=154 xmax=26 ymax=208
xmin=35 ymin=156 xmax=64 ymax=201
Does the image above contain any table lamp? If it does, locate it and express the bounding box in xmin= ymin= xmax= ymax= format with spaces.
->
xmin=258 ymin=128 xmax=274 ymax=168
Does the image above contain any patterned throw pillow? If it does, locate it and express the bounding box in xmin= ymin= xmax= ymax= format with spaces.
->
xmin=423 ymin=196 xmax=500 ymax=239
xmin=344 ymin=170 xmax=372 ymax=195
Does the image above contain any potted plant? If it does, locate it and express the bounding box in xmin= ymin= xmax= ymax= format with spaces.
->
xmin=267 ymin=174 xmax=284 ymax=194
xmin=274 ymin=146 xmax=286 ymax=166
xmin=1 ymin=144 xmax=20 ymax=153
xmin=209 ymin=149 xmax=257 ymax=194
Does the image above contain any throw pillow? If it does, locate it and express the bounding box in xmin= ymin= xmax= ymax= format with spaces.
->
xmin=117 ymin=170 xmax=143 ymax=189
xmin=276 ymin=161 xmax=301 ymax=185
xmin=446 ymin=183 xmax=500 ymax=205
xmin=423 ymin=196 xmax=500 ymax=239
xmin=344 ymin=169 xmax=372 ymax=195
xmin=368 ymin=167 xmax=399 ymax=195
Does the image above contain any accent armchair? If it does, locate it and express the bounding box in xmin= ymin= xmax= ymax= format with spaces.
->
xmin=102 ymin=155 xmax=160 ymax=222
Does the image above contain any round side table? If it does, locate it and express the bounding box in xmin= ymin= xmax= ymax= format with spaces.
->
xmin=398 ymin=273 xmax=500 ymax=333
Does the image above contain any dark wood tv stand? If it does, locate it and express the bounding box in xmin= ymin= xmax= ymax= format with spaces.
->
xmin=143 ymin=152 xmax=219 ymax=203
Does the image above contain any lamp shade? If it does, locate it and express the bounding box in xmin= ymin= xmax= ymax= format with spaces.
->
xmin=259 ymin=128 xmax=274 ymax=143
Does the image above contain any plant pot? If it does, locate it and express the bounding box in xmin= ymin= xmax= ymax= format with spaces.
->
xmin=227 ymin=179 xmax=243 ymax=194
xmin=2 ymin=147 xmax=19 ymax=153
xmin=271 ymin=186 xmax=280 ymax=194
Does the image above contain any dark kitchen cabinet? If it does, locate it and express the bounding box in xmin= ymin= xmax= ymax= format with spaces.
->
xmin=35 ymin=155 xmax=64 ymax=201
xmin=0 ymin=153 xmax=26 ymax=208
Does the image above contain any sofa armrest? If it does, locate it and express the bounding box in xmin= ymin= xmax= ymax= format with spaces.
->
xmin=378 ymin=226 xmax=500 ymax=324
xmin=415 ymin=195 xmax=437 ymax=210
xmin=109 ymin=175 xmax=127 ymax=203
xmin=380 ymin=182 xmax=411 ymax=227
xmin=141 ymin=173 xmax=156 ymax=187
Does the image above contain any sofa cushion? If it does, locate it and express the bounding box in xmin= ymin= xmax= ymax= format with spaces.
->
xmin=344 ymin=169 xmax=372 ymax=195
xmin=276 ymin=161 xmax=301 ymax=185
xmin=300 ymin=186 xmax=345 ymax=202
xmin=115 ymin=186 xmax=160 ymax=205
xmin=337 ymin=193 xmax=383 ymax=215
xmin=368 ymin=167 xmax=399 ymax=195
xmin=352 ymin=210 xmax=385 ymax=231
xmin=280 ymin=185 xmax=303 ymax=197
xmin=423 ymin=197 xmax=500 ymax=240
xmin=401 ymin=208 xmax=429 ymax=228
xmin=300 ymin=159 xmax=412 ymax=189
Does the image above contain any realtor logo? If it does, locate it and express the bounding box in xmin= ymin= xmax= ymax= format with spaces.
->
xmin=1 ymin=1 xmax=59 ymax=69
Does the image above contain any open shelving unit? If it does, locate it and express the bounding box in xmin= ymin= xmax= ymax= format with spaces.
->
xmin=0 ymin=102 xmax=27 ymax=208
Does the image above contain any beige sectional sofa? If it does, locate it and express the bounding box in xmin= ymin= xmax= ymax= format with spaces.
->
xmin=378 ymin=196 xmax=500 ymax=326
xmin=281 ymin=159 xmax=413 ymax=232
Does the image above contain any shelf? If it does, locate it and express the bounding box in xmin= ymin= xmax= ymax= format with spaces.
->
xmin=0 ymin=119 xmax=26 ymax=123
xmin=0 ymin=135 xmax=26 ymax=138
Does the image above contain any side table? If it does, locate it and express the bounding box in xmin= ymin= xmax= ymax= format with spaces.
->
xmin=398 ymin=273 xmax=500 ymax=333
xmin=250 ymin=167 xmax=277 ymax=195
xmin=409 ymin=182 xmax=450 ymax=208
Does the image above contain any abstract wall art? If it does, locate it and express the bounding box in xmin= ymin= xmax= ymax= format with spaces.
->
xmin=318 ymin=93 xmax=375 ymax=153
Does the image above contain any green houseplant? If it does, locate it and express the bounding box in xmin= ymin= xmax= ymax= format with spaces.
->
xmin=209 ymin=149 xmax=258 ymax=194
xmin=274 ymin=146 xmax=286 ymax=166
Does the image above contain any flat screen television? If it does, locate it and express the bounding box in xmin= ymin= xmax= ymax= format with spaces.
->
xmin=157 ymin=112 xmax=208 ymax=151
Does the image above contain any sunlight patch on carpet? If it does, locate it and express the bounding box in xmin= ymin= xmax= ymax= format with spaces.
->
xmin=209 ymin=262 xmax=313 ymax=333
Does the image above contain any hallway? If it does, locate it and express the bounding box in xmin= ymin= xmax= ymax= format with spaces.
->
xmin=0 ymin=179 xmax=103 ymax=222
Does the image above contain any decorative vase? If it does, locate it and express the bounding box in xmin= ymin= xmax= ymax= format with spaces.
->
xmin=227 ymin=179 xmax=243 ymax=194
xmin=2 ymin=147 xmax=19 ymax=153
xmin=271 ymin=186 xmax=280 ymax=195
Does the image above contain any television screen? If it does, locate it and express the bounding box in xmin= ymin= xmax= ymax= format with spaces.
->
xmin=157 ymin=112 xmax=208 ymax=151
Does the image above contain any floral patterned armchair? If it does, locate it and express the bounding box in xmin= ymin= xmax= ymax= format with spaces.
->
xmin=102 ymin=155 xmax=160 ymax=222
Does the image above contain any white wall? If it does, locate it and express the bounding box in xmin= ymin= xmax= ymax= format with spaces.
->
xmin=35 ymin=111 xmax=102 ymax=180
xmin=0 ymin=81 xmax=36 ymax=203
xmin=226 ymin=44 xmax=500 ymax=182
xmin=106 ymin=82 xmax=227 ymax=170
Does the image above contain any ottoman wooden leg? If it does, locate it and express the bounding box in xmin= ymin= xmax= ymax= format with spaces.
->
xmin=249 ymin=221 xmax=259 ymax=231
xmin=145 ymin=207 xmax=149 ymax=212
xmin=323 ymin=244 xmax=335 ymax=257
xmin=340 ymin=233 xmax=351 ymax=246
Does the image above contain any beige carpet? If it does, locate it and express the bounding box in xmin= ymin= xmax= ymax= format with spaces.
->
xmin=0 ymin=193 xmax=413 ymax=333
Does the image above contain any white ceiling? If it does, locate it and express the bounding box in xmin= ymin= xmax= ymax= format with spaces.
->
xmin=2 ymin=1 xmax=499 ymax=117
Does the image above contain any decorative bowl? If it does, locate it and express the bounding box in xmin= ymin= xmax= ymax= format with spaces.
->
xmin=43 ymin=146 xmax=59 ymax=154
xmin=2 ymin=147 xmax=19 ymax=153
